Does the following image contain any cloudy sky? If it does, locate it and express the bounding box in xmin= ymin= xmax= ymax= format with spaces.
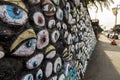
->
xmin=88 ymin=0 xmax=120 ymax=30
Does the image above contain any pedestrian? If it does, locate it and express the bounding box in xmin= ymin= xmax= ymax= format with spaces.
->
xmin=111 ymin=39 xmax=117 ymax=45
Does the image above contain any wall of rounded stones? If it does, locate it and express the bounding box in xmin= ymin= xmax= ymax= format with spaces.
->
xmin=0 ymin=0 xmax=97 ymax=80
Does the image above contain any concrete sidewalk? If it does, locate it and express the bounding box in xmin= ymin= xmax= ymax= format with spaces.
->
xmin=83 ymin=34 xmax=120 ymax=80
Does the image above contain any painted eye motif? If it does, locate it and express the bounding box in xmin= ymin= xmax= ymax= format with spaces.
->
xmin=58 ymin=74 xmax=65 ymax=80
xmin=56 ymin=7 xmax=63 ymax=20
xmin=0 ymin=5 xmax=28 ymax=25
xmin=12 ymin=39 xmax=36 ymax=56
xmin=75 ymin=43 xmax=79 ymax=50
xmin=52 ymin=0 xmax=60 ymax=5
xmin=45 ymin=45 xmax=56 ymax=59
xmin=77 ymin=23 xmax=81 ymax=29
xmin=65 ymin=63 xmax=71 ymax=76
xmin=64 ymin=31 xmax=68 ymax=38
xmin=74 ymin=0 xmax=80 ymax=7
xmin=0 ymin=52 xmax=4 ymax=59
xmin=51 ymin=30 xmax=60 ymax=43
xmin=71 ymin=25 xmax=77 ymax=33
xmin=33 ymin=12 xmax=45 ymax=27
xmin=48 ymin=19 xmax=55 ymax=29
xmin=65 ymin=2 xmax=71 ymax=13
xmin=49 ymin=75 xmax=57 ymax=80
xmin=77 ymin=14 xmax=80 ymax=22
xmin=26 ymin=53 xmax=44 ymax=69
xmin=54 ymin=57 xmax=62 ymax=73
xmin=67 ymin=33 xmax=73 ymax=45
xmin=37 ymin=30 xmax=49 ymax=49
xmin=46 ymin=50 xmax=56 ymax=59
xmin=62 ymin=23 xmax=67 ymax=30
xmin=36 ymin=69 xmax=43 ymax=80
xmin=56 ymin=22 xmax=61 ymax=30
xmin=45 ymin=62 xmax=53 ymax=78
xmin=28 ymin=0 xmax=41 ymax=4
xmin=10 ymin=29 xmax=36 ymax=56
xmin=21 ymin=74 xmax=34 ymax=80
xmin=42 ymin=3 xmax=56 ymax=16
xmin=62 ymin=48 xmax=73 ymax=61
xmin=68 ymin=14 xmax=76 ymax=24
xmin=70 ymin=45 xmax=75 ymax=53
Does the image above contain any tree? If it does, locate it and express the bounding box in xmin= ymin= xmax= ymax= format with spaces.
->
xmin=86 ymin=0 xmax=114 ymax=11
xmin=112 ymin=25 xmax=120 ymax=34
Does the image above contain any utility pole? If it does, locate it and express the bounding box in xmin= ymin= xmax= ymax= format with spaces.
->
xmin=112 ymin=6 xmax=118 ymax=26
xmin=112 ymin=5 xmax=120 ymax=35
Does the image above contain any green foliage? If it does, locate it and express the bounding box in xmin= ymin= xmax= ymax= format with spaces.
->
xmin=113 ymin=25 xmax=120 ymax=34
xmin=86 ymin=0 xmax=114 ymax=11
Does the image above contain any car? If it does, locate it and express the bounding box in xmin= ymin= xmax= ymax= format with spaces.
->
xmin=112 ymin=35 xmax=119 ymax=39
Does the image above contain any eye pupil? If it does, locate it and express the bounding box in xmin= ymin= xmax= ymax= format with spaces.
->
xmin=33 ymin=61 xmax=38 ymax=67
xmin=13 ymin=7 xmax=20 ymax=15
xmin=38 ymin=16 xmax=43 ymax=24
xmin=57 ymin=64 xmax=60 ymax=72
xmin=28 ymin=75 xmax=33 ymax=80
xmin=38 ymin=74 xmax=42 ymax=79
xmin=60 ymin=13 xmax=63 ymax=17
xmin=66 ymin=7 xmax=69 ymax=10
xmin=26 ymin=40 xmax=32 ymax=48
xmin=42 ymin=37 xmax=46 ymax=42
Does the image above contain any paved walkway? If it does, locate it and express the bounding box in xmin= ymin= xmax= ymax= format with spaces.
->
xmin=83 ymin=34 xmax=120 ymax=80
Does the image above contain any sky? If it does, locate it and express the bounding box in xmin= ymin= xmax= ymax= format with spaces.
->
xmin=88 ymin=0 xmax=120 ymax=30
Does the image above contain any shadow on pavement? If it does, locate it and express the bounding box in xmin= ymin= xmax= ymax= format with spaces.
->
xmin=83 ymin=40 xmax=120 ymax=80
xmin=99 ymin=40 xmax=120 ymax=52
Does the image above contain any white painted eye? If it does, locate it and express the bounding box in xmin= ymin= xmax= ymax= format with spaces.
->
xmin=48 ymin=19 xmax=55 ymax=29
xmin=56 ymin=22 xmax=61 ymax=30
xmin=52 ymin=0 xmax=60 ymax=5
xmin=21 ymin=74 xmax=34 ymax=80
xmin=45 ymin=45 xmax=56 ymax=59
xmin=28 ymin=0 xmax=41 ymax=4
xmin=49 ymin=75 xmax=57 ymax=80
xmin=68 ymin=14 xmax=76 ymax=24
xmin=64 ymin=9 xmax=69 ymax=20
xmin=62 ymin=23 xmax=67 ymax=30
xmin=26 ymin=53 xmax=44 ymax=69
xmin=46 ymin=50 xmax=56 ymax=59
xmin=65 ymin=63 xmax=71 ymax=76
xmin=58 ymin=74 xmax=65 ymax=80
xmin=74 ymin=0 xmax=80 ymax=7
xmin=77 ymin=23 xmax=81 ymax=29
xmin=71 ymin=25 xmax=77 ymax=33
xmin=70 ymin=45 xmax=75 ymax=53
xmin=51 ymin=30 xmax=60 ymax=43
xmin=0 ymin=51 xmax=5 ymax=59
xmin=75 ymin=43 xmax=79 ymax=50
xmin=42 ymin=3 xmax=56 ymax=16
xmin=12 ymin=39 xmax=36 ymax=57
xmin=65 ymin=2 xmax=70 ymax=13
xmin=54 ymin=57 xmax=62 ymax=73
xmin=0 ymin=5 xmax=28 ymax=25
xmin=64 ymin=31 xmax=68 ymax=38
xmin=67 ymin=34 xmax=72 ymax=45
xmin=36 ymin=69 xmax=43 ymax=80
xmin=56 ymin=7 xmax=63 ymax=20
xmin=37 ymin=30 xmax=49 ymax=49
xmin=33 ymin=12 xmax=45 ymax=27
xmin=77 ymin=14 xmax=80 ymax=22
xmin=45 ymin=62 xmax=53 ymax=78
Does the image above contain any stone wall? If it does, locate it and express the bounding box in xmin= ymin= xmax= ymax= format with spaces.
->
xmin=0 ymin=0 xmax=96 ymax=80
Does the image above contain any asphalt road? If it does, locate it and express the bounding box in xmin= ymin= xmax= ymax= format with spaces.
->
xmin=83 ymin=34 xmax=120 ymax=80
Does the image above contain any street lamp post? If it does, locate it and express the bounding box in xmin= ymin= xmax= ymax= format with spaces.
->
xmin=112 ymin=6 xmax=118 ymax=26
xmin=112 ymin=5 xmax=120 ymax=35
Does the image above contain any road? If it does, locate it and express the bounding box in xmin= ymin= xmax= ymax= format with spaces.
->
xmin=83 ymin=34 xmax=120 ymax=80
